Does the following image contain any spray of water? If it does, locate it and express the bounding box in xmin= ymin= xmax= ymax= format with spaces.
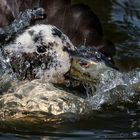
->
xmin=81 ymin=66 xmax=138 ymax=110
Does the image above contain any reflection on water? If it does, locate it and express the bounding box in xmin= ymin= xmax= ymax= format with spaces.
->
xmin=110 ymin=0 xmax=140 ymax=71
xmin=0 ymin=108 xmax=140 ymax=140
xmin=1 ymin=0 xmax=140 ymax=139
xmin=111 ymin=0 xmax=140 ymax=35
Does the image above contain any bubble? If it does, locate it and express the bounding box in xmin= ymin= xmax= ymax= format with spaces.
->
xmin=19 ymin=69 xmax=23 ymax=73
xmin=95 ymin=51 xmax=101 ymax=59
xmin=108 ymin=71 xmax=114 ymax=78
xmin=2 ymin=63 xmax=7 ymax=69
xmin=25 ymin=61 xmax=30 ymax=68
xmin=33 ymin=69 xmax=37 ymax=74
xmin=41 ymin=63 xmax=46 ymax=70
xmin=17 ymin=53 xmax=21 ymax=58
xmin=132 ymin=132 xmax=138 ymax=137
xmin=65 ymin=80 xmax=70 ymax=87
xmin=5 ymin=58 xmax=10 ymax=63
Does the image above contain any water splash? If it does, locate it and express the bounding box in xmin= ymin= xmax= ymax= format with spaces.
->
xmin=0 ymin=49 xmax=16 ymax=93
xmin=0 ymin=41 xmax=140 ymax=122
xmin=0 ymin=43 xmax=140 ymax=114
xmin=83 ymin=83 xmax=97 ymax=98
xmin=83 ymin=67 xmax=138 ymax=110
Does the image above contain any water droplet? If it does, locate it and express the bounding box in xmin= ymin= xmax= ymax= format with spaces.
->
xmin=132 ymin=132 xmax=138 ymax=137
xmin=41 ymin=63 xmax=46 ymax=70
xmin=6 ymin=58 xmax=10 ymax=63
xmin=33 ymin=69 xmax=37 ymax=74
xmin=108 ymin=70 xmax=115 ymax=78
xmin=95 ymin=51 xmax=101 ymax=58
xmin=19 ymin=69 xmax=22 ymax=73
xmin=17 ymin=54 xmax=21 ymax=58
xmin=108 ymin=57 xmax=111 ymax=60
xmin=25 ymin=61 xmax=30 ymax=68
xmin=2 ymin=63 xmax=7 ymax=69
xmin=65 ymin=80 xmax=70 ymax=87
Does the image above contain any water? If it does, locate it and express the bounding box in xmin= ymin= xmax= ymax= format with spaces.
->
xmin=0 ymin=109 xmax=140 ymax=139
xmin=1 ymin=0 xmax=140 ymax=139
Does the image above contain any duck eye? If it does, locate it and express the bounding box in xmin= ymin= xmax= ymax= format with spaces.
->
xmin=37 ymin=46 xmax=46 ymax=53
xmin=79 ymin=61 xmax=89 ymax=68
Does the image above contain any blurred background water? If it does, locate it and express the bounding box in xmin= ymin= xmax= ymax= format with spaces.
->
xmin=1 ymin=0 xmax=140 ymax=139
xmin=74 ymin=0 xmax=140 ymax=72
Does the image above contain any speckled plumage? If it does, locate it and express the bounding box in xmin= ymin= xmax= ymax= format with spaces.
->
xmin=4 ymin=24 xmax=76 ymax=83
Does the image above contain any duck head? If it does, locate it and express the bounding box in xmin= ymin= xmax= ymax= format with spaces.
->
xmin=68 ymin=46 xmax=117 ymax=87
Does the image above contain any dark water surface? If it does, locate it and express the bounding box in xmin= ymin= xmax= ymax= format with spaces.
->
xmin=74 ymin=0 xmax=140 ymax=71
xmin=1 ymin=108 xmax=140 ymax=140
xmin=1 ymin=0 xmax=140 ymax=139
